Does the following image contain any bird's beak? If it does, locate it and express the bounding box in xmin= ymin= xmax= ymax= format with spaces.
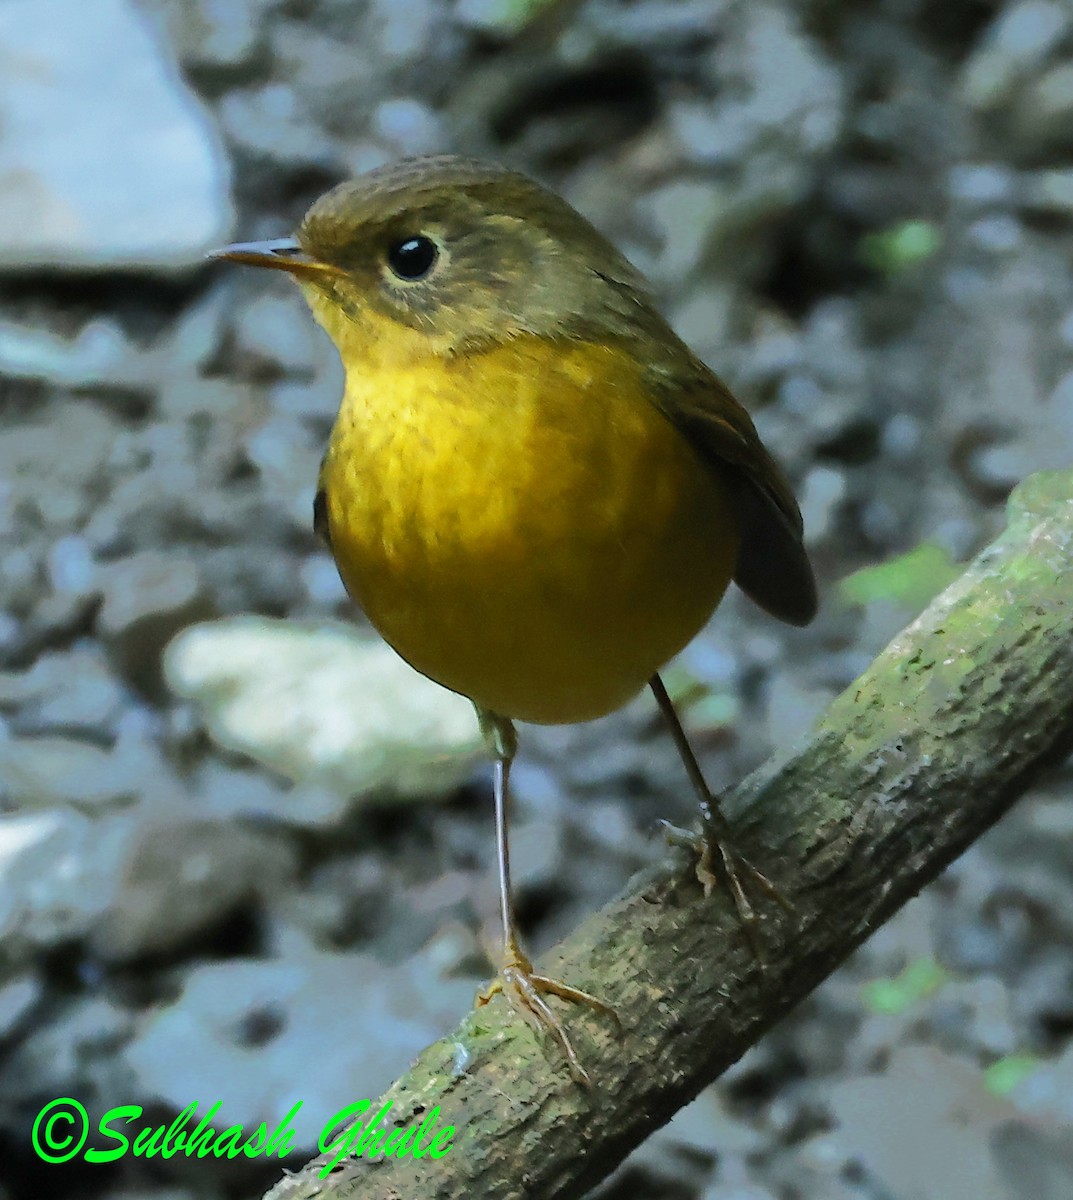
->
xmin=208 ymin=237 xmax=338 ymax=279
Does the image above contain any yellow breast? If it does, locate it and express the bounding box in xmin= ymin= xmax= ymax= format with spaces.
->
xmin=318 ymin=323 xmax=740 ymax=723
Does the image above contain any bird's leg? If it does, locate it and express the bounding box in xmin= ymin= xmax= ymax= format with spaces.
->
xmin=651 ymin=674 xmax=793 ymax=957
xmin=473 ymin=708 xmax=617 ymax=1086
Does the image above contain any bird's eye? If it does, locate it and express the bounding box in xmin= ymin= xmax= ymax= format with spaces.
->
xmin=387 ymin=235 xmax=438 ymax=281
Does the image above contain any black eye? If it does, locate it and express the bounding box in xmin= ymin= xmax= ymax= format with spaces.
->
xmin=387 ymin=235 xmax=438 ymax=280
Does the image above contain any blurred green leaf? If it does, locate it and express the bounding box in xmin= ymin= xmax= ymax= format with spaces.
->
xmin=859 ymin=219 xmax=942 ymax=275
xmin=984 ymin=1053 xmax=1041 ymax=1097
xmin=839 ymin=542 xmax=960 ymax=610
xmin=861 ymin=957 xmax=948 ymax=1015
xmin=660 ymin=663 xmax=739 ymax=730
xmin=660 ymin=661 xmax=707 ymax=704
xmin=456 ymin=0 xmax=561 ymax=34
xmin=688 ymin=692 xmax=740 ymax=729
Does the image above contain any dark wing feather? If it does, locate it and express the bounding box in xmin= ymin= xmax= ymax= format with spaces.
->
xmin=649 ymin=366 xmax=818 ymax=627
xmin=313 ymin=484 xmax=332 ymax=550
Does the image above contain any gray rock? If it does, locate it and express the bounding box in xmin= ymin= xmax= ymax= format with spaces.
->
xmin=1 ymin=404 xmax=123 ymax=533
xmin=370 ymin=0 xmax=439 ymax=61
xmin=961 ymin=1 xmax=1070 ymax=111
xmin=859 ymin=496 xmax=902 ymax=545
xmin=97 ymin=551 xmax=216 ymax=695
xmin=242 ymin=416 xmax=326 ymax=531
xmin=948 ymin=163 xmax=1020 ymax=207
xmin=967 ymin=215 xmax=1023 ymax=254
xmin=123 ymin=945 xmax=474 ymax=1150
xmin=701 ymin=1183 xmax=779 ymax=1200
xmin=0 ymin=647 xmax=125 ymax=737
xmin=626 ymin=1088 xmax=764 ymax=1192
xmin=993 ymin=1120 xmax=1073 ymax=1200
xmin=191 ymin=760 xmax=351 ymax=830
xmin=100 ymin=1191 xmax=202 ymax=1200
xmin=274 ymin=854 xmax=397 ymax=948
xmin=643 ymin=181 xmax=733 ymax=283
xmin=271 ymin=20 xmax=378 ymax=139
xmin=669 ymin=284 xmax=734 ymax=365
xmin=1008 ymin=1043 xmax=1073 ymax=1125
xmin=154 ymin=0 xmax=273 ymax=82
xmin=968 ymin=440 xmax=1042 ymax=491
xmin=797 ymin=466 xmax=847 ymax=544
xmin=510 ymin=813 xmax=565 ymax=895
xmin=0 ymin=736 xmax=139 ymax=810
xmin=829 ymin=1045 xmax=1016 ymax=1200
xmin=269 ymin=364 xmax=346 ymax=421
xmin=0 ymin=318 xmax=135 ymax=387
xmin=0 ymin=973 xmax=42 ymax=1041
xmin=1024 ymin=168 xmax=1073 ymax=214
xmin=586 ymin=0 xmax=730 ymax=49
xmin=216 ymin=82 xmax=339 ymax=170
xmin=0 ymin=0 xmax=232 ymax=271
xmin=965 ymin=353 xmax=1073 ymax=490
xmin=763 ymin=675 xmax=828 ymax=749
xmin=164 ymin=286 xmax=232 ymax=376
xmin=298 ymin=552 xmax=349 ymax=608
xmin=372 ymin=97 xmax=445 ymax=157
xmin=90 ymin=815 xmax=294 ymax=962
xmin=45 ymin=535 xmax=97 ymax=599
xmin=233 ymin=292 xmax=321 ymax=376
xmin=1049 ymin=369 xmax=1073 ymax=445
xmin=0 ymin=811 xmax=121 ymax=956
xmin=929 ymin=976 xmax=1020 ymax=1059
xmin=881 ymin=412 xmax=924 ymax=463
xmin=0 ymin=784 xmax=298 ymax=963
xmin=1020 ymin=61 xmax=1073 ymax=149
xmin=0 ymin=995 xmax=133 ymax=1128
xmin=671 ymin=5 xmax=843 ymax=179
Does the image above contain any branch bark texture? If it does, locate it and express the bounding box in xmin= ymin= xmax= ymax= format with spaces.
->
xmin=265 ymin=469 xmax=1073 ymax=1200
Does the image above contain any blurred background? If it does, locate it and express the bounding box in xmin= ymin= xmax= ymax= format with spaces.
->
xmin=2 ymin=0 xmax=1073 ymax=1197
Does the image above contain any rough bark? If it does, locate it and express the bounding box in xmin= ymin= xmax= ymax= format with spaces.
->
xmin=264 ymin=469 xmax=1073 ymax=1200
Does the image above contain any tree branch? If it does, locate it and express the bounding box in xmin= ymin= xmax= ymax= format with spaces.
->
xmin=264 ymin=469 xmax=1073 ymax=1200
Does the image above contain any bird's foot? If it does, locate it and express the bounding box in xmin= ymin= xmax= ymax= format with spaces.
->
xmin=476 ymin=939 xmax=618 ymax=1087
xmin=661 ymin=818 xmax=793 ymax=961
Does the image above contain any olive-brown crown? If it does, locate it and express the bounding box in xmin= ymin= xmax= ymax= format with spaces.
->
xmin=296 ymin=155 xmax=660 ymax=350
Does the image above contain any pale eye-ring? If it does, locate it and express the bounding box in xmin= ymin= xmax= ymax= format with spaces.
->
xmin=387 ymin=235 xmax=438 ymax=281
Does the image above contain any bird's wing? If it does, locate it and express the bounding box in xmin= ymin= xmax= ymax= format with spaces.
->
xmin=649 ymin=365 xmax=818 ymax=627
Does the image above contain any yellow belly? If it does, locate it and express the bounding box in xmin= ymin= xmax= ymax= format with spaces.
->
xmin=320 ymin=335 xmax=739 ymax=724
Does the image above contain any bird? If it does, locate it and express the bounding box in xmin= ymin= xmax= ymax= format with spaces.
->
xmin=212 ymin=154 xmax=817 ymax=1085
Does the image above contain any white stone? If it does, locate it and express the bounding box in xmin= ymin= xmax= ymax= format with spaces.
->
xmin=0 ymin=0 xmax=233 ymax=270
xmin=163 ymin=617 xmax=484 ymax=802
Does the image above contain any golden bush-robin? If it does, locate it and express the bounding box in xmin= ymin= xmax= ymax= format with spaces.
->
xmin=214 ymin=155 xmax=816 ymax=1084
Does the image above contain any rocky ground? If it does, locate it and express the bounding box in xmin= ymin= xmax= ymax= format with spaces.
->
xmin=1 ymin=0 xmax=1072 ymax=1198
